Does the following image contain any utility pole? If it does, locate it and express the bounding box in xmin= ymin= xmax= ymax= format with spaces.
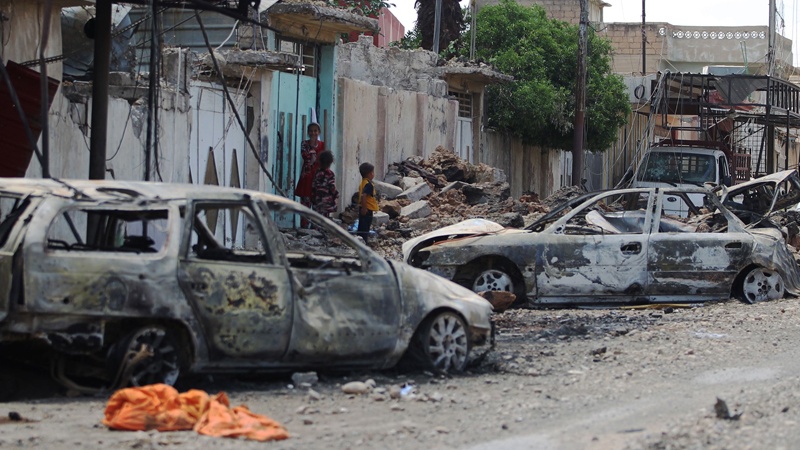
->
xmin=88 ymin=0 xmax=111 ymax=180
xmin=641 ymin=0 xmax=646 ymax=75
xmin=433 ymin=0 xmax=443 ymax=54
xmin=572 ymin=0 xmax=588 ymax=187
xmin=768 ymin=0 xmax=775 ymax=76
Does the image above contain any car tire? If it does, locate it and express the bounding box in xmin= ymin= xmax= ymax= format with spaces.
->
xmin=456 ymin=259 xmax=525 ymax=302
xmin=111 ymin=326 xmax=181 ymax=388
xmin=739 ymin=267 xmax=785 ymax=303
xmin=407 ymin=311 xmax=471 ymax=374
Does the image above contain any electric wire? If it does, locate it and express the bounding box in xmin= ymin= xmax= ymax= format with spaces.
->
xmin=194 ymin=10 xmax=286 ymax=197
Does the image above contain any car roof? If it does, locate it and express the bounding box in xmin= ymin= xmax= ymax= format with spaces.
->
xmin=0 ymin=178 xmax=297 ymax=208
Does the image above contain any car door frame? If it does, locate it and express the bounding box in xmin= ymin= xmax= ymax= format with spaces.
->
xmin=533 ymin=189 xmax=655 ymax=305
xmin=258 ymin=200 xmax=402 ymax=367
xmin=646 ymin=188 xmax=752 ymax=302
xmin=177 ymin=196 xmax=295 ymax=366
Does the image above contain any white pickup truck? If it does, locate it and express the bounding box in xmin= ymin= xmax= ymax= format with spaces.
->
xmin=632 ymin=146 xmax=733 ymax=216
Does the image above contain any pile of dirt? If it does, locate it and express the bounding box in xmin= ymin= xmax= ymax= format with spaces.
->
xmin=338 ymin=146 xmax=580 ymax=261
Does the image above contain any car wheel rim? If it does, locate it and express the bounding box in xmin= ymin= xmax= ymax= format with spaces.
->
xmin=743 ymin=268 xmax=784 ymax=303
xmin=473 ymin=269 xmax=514 ymax=293
xmin=125 ymin=328 xmax=180 ymax=386
xmin=426 ymin=314 xmax=468 ymax=372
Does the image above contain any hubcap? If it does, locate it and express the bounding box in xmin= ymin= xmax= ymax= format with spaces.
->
xmin=427 ymin=314 xmax=468 ymax=372
xmin=743 ymin=268 xmax=784 ymax=303
xmin=473 ymin=269 xmax=514 ymax=293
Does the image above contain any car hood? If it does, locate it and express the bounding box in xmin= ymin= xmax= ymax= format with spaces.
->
xmin=389 ymin=261 xmax=493 ymax=330
xmin=402 ymin=219 xmax=506 ymax=263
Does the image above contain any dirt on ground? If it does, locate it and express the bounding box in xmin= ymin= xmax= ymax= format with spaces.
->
xmin=3 ymin=298 xmax=800 ymax=449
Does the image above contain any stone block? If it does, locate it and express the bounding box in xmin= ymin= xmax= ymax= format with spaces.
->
xmin=398 ymin=182 xmax=432 ymax=203
xmin=373 ymin=179 xmax=403 ymax=199
xmin=373 ymin=211 xmax=390 ymax=226
xmin=400 ymin=200 xmax=431 ymax=220
xmin=441 ymin=181 xmax=467 ymax=194
xmin=401 ymin=176 xmax=423 ymax=191
xmin=380 ymin=200 xmax=402 ymax=218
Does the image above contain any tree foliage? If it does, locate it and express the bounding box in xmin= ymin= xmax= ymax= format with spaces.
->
xmin=472 ymin=0 xmax=629 ymax=151
xmin=328 ymin=0 xmax=395 ymax=18
xmin=415 ymin=0 xmax=464 ymax=52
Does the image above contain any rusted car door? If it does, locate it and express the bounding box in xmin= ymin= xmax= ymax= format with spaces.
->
xmin=178 ymin=200 xmax=294 ymax=362
xmin=535 ymin=191 xmax=654 ymax=304
xmin=647 ymin=190 xmax=751 ymax=301
xmin=258 ymin=201 xmax=402 ymax=365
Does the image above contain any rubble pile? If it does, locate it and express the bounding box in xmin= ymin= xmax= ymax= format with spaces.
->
xmin=339 ymin=146 xmax=575 ymax=260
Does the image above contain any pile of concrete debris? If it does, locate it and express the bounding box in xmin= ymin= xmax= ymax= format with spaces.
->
xmin=339 ymin=146 xmax=583 ymax=261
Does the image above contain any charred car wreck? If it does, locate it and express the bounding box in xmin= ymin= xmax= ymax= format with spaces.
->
xmin=0 ymin=179 xmax=492 ymax=391
xmin=406 ymin=186 xmax=800 ymax=306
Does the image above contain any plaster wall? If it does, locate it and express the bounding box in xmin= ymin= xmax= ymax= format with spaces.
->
xmin=601 ymin=23 xmax=792 ymax=75
xmin=0 ymin=0 xmax=63 ymax=77
xmin=27 ymin=88 xmax=192 ymax=182
xmin=337 ymin=77 xmax=457 ymax=202
xmin=480 ymin=131 xmax=567 ymax=199
xmin=336 ymin=36 xmax=443 ymax=93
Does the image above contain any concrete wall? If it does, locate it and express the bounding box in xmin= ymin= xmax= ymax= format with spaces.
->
xmin=480 ymin=131 xmax=565 ymax=199
xmin=29 ymin=82 xmax=193 ymax=182
xmin=336 ymin=36 xmax=443 ymax=93
xmin=335 ymin=37 xmax=461 ymax=202
xmin=600 ymin=23 xmax=792 ymax=76
xmin=336 ymin=77 xmax=457 ymax=202
xmin=0 ymin=0 xmax=63 ymax=75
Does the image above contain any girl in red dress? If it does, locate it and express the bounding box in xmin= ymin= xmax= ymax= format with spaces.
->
xmin=295 ymin=122 xmax=324 ymax=226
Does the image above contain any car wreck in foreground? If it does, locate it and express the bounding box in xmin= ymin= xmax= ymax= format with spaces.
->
xmin=406 ymin=186 xmax=800 ymax=306
xmin=0 ymin=179 xmax=492 ymax=391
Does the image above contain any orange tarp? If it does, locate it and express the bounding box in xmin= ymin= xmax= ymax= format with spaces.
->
xmin=103 ymin=384 xmax=289 ymax=442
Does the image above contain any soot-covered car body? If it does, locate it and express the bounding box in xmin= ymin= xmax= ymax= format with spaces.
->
xmin=408 ymin=187 xmax=800 ymax=306
xmin=0 ymin=179 xmax=492 ymax=390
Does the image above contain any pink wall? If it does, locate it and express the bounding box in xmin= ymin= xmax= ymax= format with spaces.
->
xmin=344 ymin=6 xmax=406 ymax=48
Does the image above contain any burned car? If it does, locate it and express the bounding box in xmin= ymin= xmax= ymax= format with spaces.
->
xmin=0 ymin=179 xmax=492 ymax=390
xmin=407 ymin=187 xmax=800 ymax=306
xmin=718 ymin=169 xmax=800 ymax=226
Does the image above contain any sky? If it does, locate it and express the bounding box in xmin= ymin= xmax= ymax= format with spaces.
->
xmin=389 ymin=0 xmax=798 ymax=63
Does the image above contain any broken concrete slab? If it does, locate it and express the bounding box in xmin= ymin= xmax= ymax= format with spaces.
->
xmin=398 ymin=182 xmax=432 ymax=203
xmin=401 ymin=177 xmax=423 ymax=191
xmin=373 ymin=180 xmax=403 ymax=199
xmin=441 ymin=181 xmax=468 ymax=194
xmin=400 ymin=200 xmax=432 ymax=220
xmin=373 ymin=211 xmax=390 ymax=226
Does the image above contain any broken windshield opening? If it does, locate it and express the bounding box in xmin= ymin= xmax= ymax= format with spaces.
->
xmin=638 ymin=152 xmax=716 ymax=185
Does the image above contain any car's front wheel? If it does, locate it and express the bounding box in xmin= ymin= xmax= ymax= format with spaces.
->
xmin=739 ymin=267 xmax=785 ymax=303
xmin=408 ymin=311 xmax=470 ymax=374
xmin=111 ymin=326 xmax=181 ymax=388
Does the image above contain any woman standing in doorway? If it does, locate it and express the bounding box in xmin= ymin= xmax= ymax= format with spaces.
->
xmin=295 ymin=122 xmax=325 ymax=226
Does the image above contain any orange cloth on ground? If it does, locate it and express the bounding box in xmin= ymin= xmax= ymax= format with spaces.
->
xmin=102 ymin=384 xmax=289 ymax=442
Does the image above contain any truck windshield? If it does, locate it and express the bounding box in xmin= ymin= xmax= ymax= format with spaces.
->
xmin=637 ymin=152 xmax=716 ymax=185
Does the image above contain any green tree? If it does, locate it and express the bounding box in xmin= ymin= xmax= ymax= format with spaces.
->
xmin=472 ymin=0 xmax=629 ymax=151
xmin=413 ymin=0 xmax=465 ymax=52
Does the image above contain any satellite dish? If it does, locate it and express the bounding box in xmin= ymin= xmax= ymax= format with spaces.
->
xmin=61 ymin=5 xmax=134 ymax=79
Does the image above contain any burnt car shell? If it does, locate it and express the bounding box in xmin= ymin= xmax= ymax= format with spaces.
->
xmin=411 ymin=187 xmax=800 ymax=306
xmin=718 ymin=169 xmax=800 ymax=226
xmin=0 ymin=179 xmax=493 ymax=390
